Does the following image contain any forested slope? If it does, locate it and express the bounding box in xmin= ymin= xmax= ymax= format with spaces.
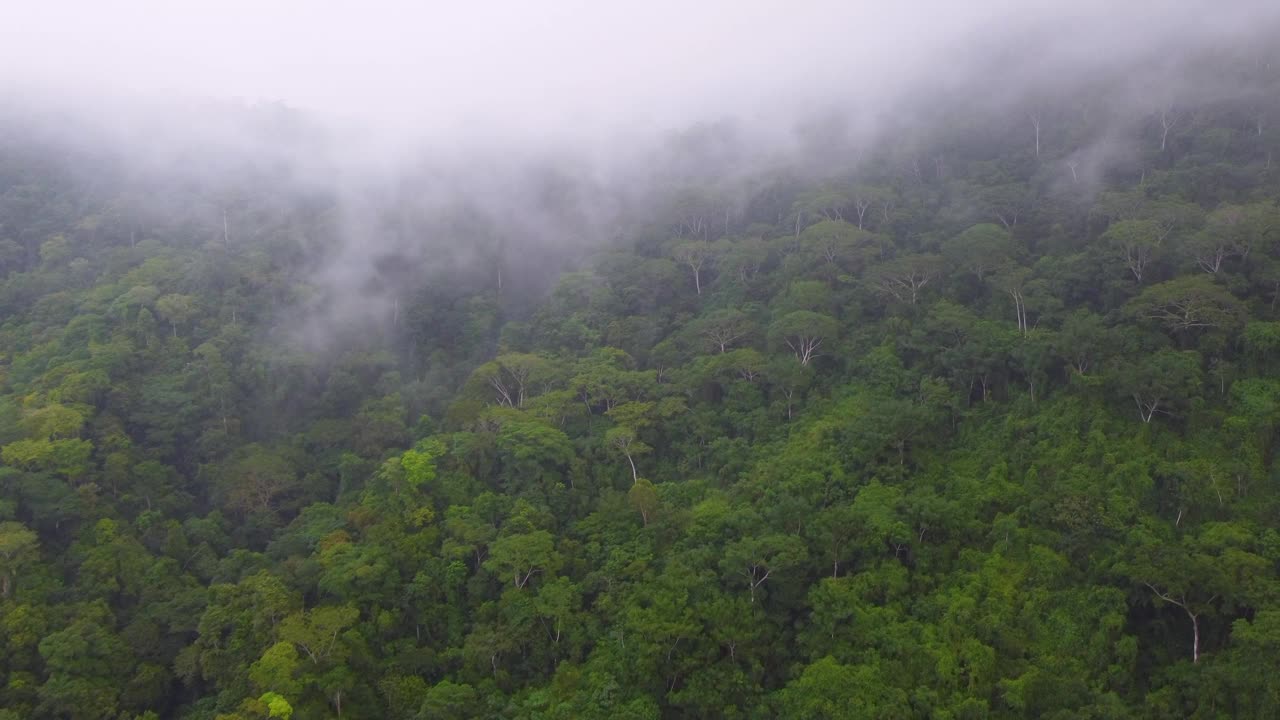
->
xmin=4 ymin=54 xmax=1280 ymax=719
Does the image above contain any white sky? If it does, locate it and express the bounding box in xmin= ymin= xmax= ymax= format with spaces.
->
xmin=1 ymin=0 xmax=1276 ymax=142
xmin=0 ymin=1 xmax=1021 ymax=135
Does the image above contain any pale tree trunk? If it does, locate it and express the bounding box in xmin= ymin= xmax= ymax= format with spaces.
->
xmin=881 ymin=200 xmax=894 ymax=224
xmin=854 ymin=199 xmax=870 ymax=229
xmin=1135 ymin=395 xmax=1160 ymax=423
xmin=1125 ymin=245 xmax=1149 ymax=283
xmin=1196 ymin=248 xmax=1226 ymax=274
xmin=1029 ymin=111 xmax=1042 ymax=158
xmin=1191 ymin=613 xmax=1200 ymax=663
xmin=785 ymin=337 xmax=822 ymax=365
xmin=1007 ymin=288 xmax=1027 ymax=335
xmin=745 ymin=566 xmax=771 ymax=603
xmin=994 ymin=209 xmax=1019 ymax=230
xmin=1160 ymin=108 xmax=1178 ymax=151
xmin=489 ymin=376 xmax=515 ymax=406
xmin=1144 ymin=583 xmax=1213 ymax=663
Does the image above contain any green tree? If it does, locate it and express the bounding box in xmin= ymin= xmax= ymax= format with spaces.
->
xmin=249 ymin=642 xmax=302 ymax=698
xmin=278 ymin=605 xmax=359 ymax=666
xmin=628 ymin=479 xmax=660 ymax=526
xmin=416 ymin=680 xmax=479 ymax=720
xmin=944 ymin=223 xmax=1019 ymax=281
xmin=691 ymin=308 xmax=755 ymax=354
xmin=218 ymin=445 xmax=300 ymax=518
xmin=259 ymin=691 xmax=295 ymax=719
xmin=0 ymin=521 xmax=38 ymax=598
xmin=484 ymin=529 xmax=559 ymax=589
xmin=1127 ymin=276 xmax=1246 ymax=336
xmin=799 ymin=219 xmax=875 ymax=279
xmin=867 ymin=254 xmax=944 ymax=305
xmin=605 ymin=426 xmax=648 ymax=484
xmin=1103 ymin=219 xmax=1161 ymax=283
xmin=37 ymin=606 xmax=131 ymax=720
xmin=721 ymin=533 xmax=807 ymax=603
xmin=770 ymin=311 xmax=838 ymax=365
xmin=775 ymin=656 xmax=910 ymax=719
xmin=154 ymin=293 xmax=197 ymax=336
xmin=1116 ymin=348 xmax=1202 ymax=422
xmin=672 ymin=240 xmax=713 ymax=295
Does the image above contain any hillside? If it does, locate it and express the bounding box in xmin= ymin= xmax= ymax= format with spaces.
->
xmin=3 ymin=51 xmax=1280 ymax=719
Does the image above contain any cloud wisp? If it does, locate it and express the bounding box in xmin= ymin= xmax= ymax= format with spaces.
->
xmin=2 ymin=0 xmax=1280 ymax=347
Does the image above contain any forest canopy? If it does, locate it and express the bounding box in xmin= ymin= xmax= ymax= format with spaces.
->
xmin=4 ymin=26 xmax=1280 ymax=720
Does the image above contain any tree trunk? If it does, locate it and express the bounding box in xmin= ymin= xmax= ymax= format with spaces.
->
xmin=1135 ymin=395 xmax=1158 ymax=422
xmin=1160 ymin=109 xmax=1176 ymax=152
xmin=1191 ymin=612 xmax=1200 ymax=663
xmin=1144 ymin=583 xmax=1210 ymax=663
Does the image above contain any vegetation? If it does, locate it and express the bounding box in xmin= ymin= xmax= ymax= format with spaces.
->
xmin=5 ymin=52 xmax=1280 ymax=719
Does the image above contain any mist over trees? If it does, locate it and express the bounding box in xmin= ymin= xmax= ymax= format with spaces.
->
xmin=5 ymin=2 xmax=1280 ymax=719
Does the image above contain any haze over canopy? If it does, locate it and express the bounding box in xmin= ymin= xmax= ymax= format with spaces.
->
xmin=7 ymin=2 xmax=1280 ymax=719
xmin=4 ymin=0 xmax=1278 ymax=144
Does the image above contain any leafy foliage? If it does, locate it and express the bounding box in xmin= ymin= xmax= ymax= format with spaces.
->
xmin=4 ymin=52 xmax=1280 ymax=719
